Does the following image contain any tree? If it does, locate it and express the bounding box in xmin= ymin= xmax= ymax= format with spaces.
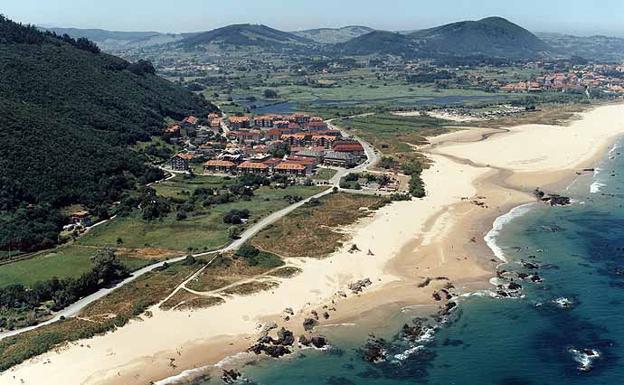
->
xmin=263 ymin=89 xmax=278 ymax=99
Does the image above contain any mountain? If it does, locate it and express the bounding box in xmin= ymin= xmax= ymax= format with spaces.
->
xmin=43 ymin=27 xmax=187 ymax=51
xmin=0 ymin=15 xmax=216 ymax=253
xmin=338 ymin=30 xmax=416 ymax=56
xmin=294 ymin=26 xmax=374 ymax=44
xmin=538 ymin=32 xmax=624 ymax=62
xmin=179 ymin=24 xmax=312 ymax=49
xmin=409 ymin=17 xmax=551 ymax=59
xmin=340 ymin=17 xmax=551 ymax=59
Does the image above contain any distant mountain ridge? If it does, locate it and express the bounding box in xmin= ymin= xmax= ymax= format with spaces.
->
xmin=178 ymin=24 xmax=311 ymax=49
xmin=340 ymin=17 xmax=551 ymax=59
xmin=43 ymin=27 xmax=188 ymax=50
xmin=294 ymin=25 xmax=374 ymax=43
xmin=43 ymin=17 xmax=624 ymax=61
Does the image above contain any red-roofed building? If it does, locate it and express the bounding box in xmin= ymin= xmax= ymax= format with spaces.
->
xmin=311 ymin=135 xmax=337 ymax=148
xmin=228 ymin=116 xmax=251 ymax=129
xmin=281 ymin=133 xmax=309 ymax=147
xmin=229 ymin=130 xmax=263 ymax=144
xmin=204 ymin=160 xmax=236 ymax=174
xmin=164 ymin=124 xmax=181 ymax=136
xmin=182 ymin=116 xmax=199 ymax=126
xmin=237 ymin=161 xmax=269 ymax=175
xmin=275 ymin=162 xmax=307 ymax=176
xmin=332 ymin=141 xmax=365 ymax=155
xmin=171 ymin=153 xmax=194 ymax=171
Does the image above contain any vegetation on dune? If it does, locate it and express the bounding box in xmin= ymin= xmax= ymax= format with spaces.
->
xmin=251 ymin=193 xmax=387 ymax=259
xmin=0 ymin=15 xmax=216 ymax=255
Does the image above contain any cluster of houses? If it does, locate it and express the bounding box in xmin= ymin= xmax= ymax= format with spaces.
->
xmin=501 ymin=65 xmax=624 ymax=94
xmin=167 ymin=112 xmax=366 ymax=178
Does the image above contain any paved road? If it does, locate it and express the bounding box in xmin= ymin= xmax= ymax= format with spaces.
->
xmin=0 ymin=116 xmax=380 ymax=341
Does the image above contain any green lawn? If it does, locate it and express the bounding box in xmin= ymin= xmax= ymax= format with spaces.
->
xmin=79 ymin=177 xmax=325 ymax=253
xmin=0 ymin=245 xmax=151 ymax=288
xmin=313 ymin=168 xmax=337 ymax=181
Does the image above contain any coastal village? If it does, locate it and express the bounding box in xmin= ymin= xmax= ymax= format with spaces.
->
xmin=165 ymin=112 xmax=367 ymax=179
xmin=499 ymin=63 xmax=624 ymax=94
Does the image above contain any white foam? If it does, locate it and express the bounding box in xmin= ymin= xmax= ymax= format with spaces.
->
xmin=590 ymin=181 xmax=606 ymax=194
xmin=569 ymin=348 xmax=600 ymax=372
xmin=392 ymin=345 xmax=424 ymax=362
xmin=484 ymin=203 xmax=535 ymax=263
xmin=153 ymin=352 xmax=250 ymax=385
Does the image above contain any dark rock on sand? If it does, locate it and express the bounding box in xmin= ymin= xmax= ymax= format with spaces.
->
xmin=222 ymin=369 xmax=241 ymax=384
xmin=311 ymin=336 xmax=328 ymax=349
xmin=303 ymin=318 xmax=318 ymax=331
xmin=277 ymin=327 xmax=295 ymax=346
xmin=360 ymin=336 xmax=387 ymax=363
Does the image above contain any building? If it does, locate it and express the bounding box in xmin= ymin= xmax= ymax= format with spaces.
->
xmin=203 ymin=160 xmax=236 ymax=174
xmin=164 ymin=124 xmax=181 ymax=137
xmin=228 ymin=116 xmax=251 ymax=129
xmin=171 ymin=153 xmax=194 ymax=171
xmin=262 ymin=158 xmax=283 ymax=173
xmin=275 ymin=162 xmax=307 ymax=176
xmin=324 ymin=151 xmax=358 ymax=168
xmin=237 ymin=161 xmax=269 ymax=175
xmin=311 ymin=135 xmax=336 ymax=149
xmin=332 ymin=141 xmax=365 ymax=156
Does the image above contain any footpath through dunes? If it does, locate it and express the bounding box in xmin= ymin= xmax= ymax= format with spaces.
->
xmin=3 ymin=103 xmax=624 ymax=385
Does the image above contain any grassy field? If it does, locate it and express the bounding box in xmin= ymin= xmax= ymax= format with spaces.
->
xmin=0 ymin=176 xmax=323 ymax=288
xmin=336 ymin=113 xmax=455 ymax=162
xmin=0 ymin=245 xmax=152 ymax=288
xmin=312 ymin=167 xmax=338 ymax=181
xmin=0 ymin=258 xmax=202 ymax=371
xmin=79 ymin=179 xmax=324 ymax=253
xmin=251 ymin=192 xmax=387 ymax=259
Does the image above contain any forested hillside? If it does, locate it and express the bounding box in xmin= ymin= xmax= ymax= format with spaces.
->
xmin=0 ymin=15 xmax=217 ymax=253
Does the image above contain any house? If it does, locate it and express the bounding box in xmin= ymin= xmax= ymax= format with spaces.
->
xmin=332 ymin=141 xmax=365 ymax=156
xmin=182 ymin=116 xmax=199 ymax=127
xmin=69 ymin=210 xmax=92 ymax=227
xmin=229 ymin=130 xmax=263 ymax=144
xmin=294 ymin=149 xmax=325 ymax=162
xmin=286 ymin=155 xmax=317 ymax=174
xmin=263 ymin=158 xmax=283 ymax=173
xmin=281 ymin=133 xmax=308 ymax=147
xmin=275 ymin=162 xmax=307 ymax=177
xmin=237 ymin=161 xmax=269 ymax=175
xmin=324 ymin=151 xmax=358 ymax=168
xmin=312 ymin=135 xmax=336 ymax=148
xmin=204 ymin=160 xmax=236 ymax=174
xmin=171 ymin=153 xmax=193 ymax=171
xmin=254 ymin=115 xmax=275 ymax=128
xmin=228 ymin=116 xmax=251 ymax=129
xmin=164 ymin=124 xmax=181 ymax=137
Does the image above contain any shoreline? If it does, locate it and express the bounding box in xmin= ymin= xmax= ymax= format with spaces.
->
xmin=2 ymin=103 xmax=624 ymax=385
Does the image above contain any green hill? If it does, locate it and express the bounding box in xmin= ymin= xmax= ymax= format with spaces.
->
xmin=180 ymin=24 xmax=312 ymax=49
xmin=409 ymin=17 xmax=551 ymax=59
xmin=0 ymin=15 xmax=217 ymax=253
xmin=340 ymin=17 xmax=551 ymax=59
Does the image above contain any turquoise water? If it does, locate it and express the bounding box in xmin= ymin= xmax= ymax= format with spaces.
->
xmin=201 ymin=141 xmax=624 ymax=385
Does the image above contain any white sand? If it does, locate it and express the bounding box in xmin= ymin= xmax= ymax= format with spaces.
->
xmin=435 ymin=104 xmax=624 ymax=172
xmin=0 ymin=155 xmax=487 ymax=385
xmin=3 ymin=103 xmax=624 ymax=385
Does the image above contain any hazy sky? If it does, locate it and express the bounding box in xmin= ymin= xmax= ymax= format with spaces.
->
xmin=3 ymin=0 xmax=624 ymax=36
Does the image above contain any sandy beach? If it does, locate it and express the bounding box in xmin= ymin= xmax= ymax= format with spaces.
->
xmin=3 ymin=103 xmax=624 ymax=385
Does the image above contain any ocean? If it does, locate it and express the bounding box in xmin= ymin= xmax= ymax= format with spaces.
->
xmin=197 ymin=139 xmax=624 ymax=385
